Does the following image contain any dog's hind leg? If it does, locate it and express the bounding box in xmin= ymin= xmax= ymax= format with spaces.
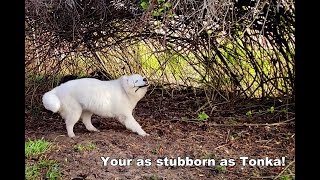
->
xmin=81 ymin=111 xmax=99 ymax=132
xmin=63 ymin=113 xmax=81 ymax=138
xmin=118 ymin=114 xmax=149 ymax=136
xmin=60 ymin=98 xmax=82 ymax=138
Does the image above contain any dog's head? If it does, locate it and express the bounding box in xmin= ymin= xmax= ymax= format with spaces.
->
xmin=121 ymin=74 xmax=149 ymax=98
xmin=126 ymin=74 xmax=149 ymax=89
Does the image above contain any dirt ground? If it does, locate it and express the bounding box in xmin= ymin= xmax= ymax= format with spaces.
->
xmin=25 ymin=88 xmax=295 ymax=179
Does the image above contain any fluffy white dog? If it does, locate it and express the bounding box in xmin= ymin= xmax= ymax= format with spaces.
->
xmin=42 ymin=74 xmax=149 ymax=137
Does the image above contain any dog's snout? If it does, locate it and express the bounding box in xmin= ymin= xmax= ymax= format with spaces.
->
xmin=143 ymin=78 xmax=147 ymax=82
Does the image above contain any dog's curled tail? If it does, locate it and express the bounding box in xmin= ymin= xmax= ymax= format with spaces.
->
xmin=42 ymin=90 xmax=60 ymax=113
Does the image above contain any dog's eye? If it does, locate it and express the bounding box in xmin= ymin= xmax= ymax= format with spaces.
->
xmin=135 ymin=80 xmax=138 ymax=83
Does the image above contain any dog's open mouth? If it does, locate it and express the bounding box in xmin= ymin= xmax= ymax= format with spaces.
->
xmin=135 ymin=83 xmax=149 ymax=92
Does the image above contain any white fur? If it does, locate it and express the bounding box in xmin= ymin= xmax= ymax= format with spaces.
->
xmin=42 ymin=74 xmax=149 ymax=137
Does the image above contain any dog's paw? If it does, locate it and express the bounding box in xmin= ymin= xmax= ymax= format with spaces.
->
xmin=68 ymin=133 xmax=76 ymax=138
xmin=139 ymin=132 xmax=150 ymax=137
xmin=89 ymin=128 xmax=100 ymax=132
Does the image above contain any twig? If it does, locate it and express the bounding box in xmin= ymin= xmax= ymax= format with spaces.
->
xmin=167 ymin=117 xmax=295 ymax=127
xmin=274 ymin=160 xmax=295 ymax=180
xmin=225 ymin=129 xmax=230 ymax=143
xmin=214 ymin=143 xmax=230 ymax=150
xmin=208 ymin=118 xmax=295 ymax=127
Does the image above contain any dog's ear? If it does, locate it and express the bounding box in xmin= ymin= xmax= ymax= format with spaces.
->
xmin=122 ymin=75 xmax=128 ymax=80
xmin=121 ymin=75 xmax=128 ymax=85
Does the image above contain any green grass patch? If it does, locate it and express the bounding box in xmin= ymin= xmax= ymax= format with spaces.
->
xmin=25 ymin=138 xmax=52 ymax=158
xmin=215 ymin=165 xmax=227 ymax=173
xmin=279 ymin=175 xmax=295 ymax=180
xmin=73 ymin=142 xmax=96 ymax=152
xmin=26 ymin=158 xmax=61 ymax=180
xmin=201 ymin=153 xmax=217 ymax=159
xmin=25 ymin=164 xmax=40 ymax=180
xmin=145 ymin=174 xmax=163 ymax=180
xmin=197 ymin=111 xmax=209 ymax=121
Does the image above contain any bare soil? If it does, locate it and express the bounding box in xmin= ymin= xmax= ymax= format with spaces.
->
xmin=25 ymin=88 xmax=295 ymax=180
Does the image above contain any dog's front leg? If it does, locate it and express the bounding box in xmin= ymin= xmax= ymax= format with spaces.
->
xmin=119 ymin=114 xmax=149 ymax=136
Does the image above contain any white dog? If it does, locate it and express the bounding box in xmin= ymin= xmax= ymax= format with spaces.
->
xmin=42 ymin=74 xmax=149 ymax=137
